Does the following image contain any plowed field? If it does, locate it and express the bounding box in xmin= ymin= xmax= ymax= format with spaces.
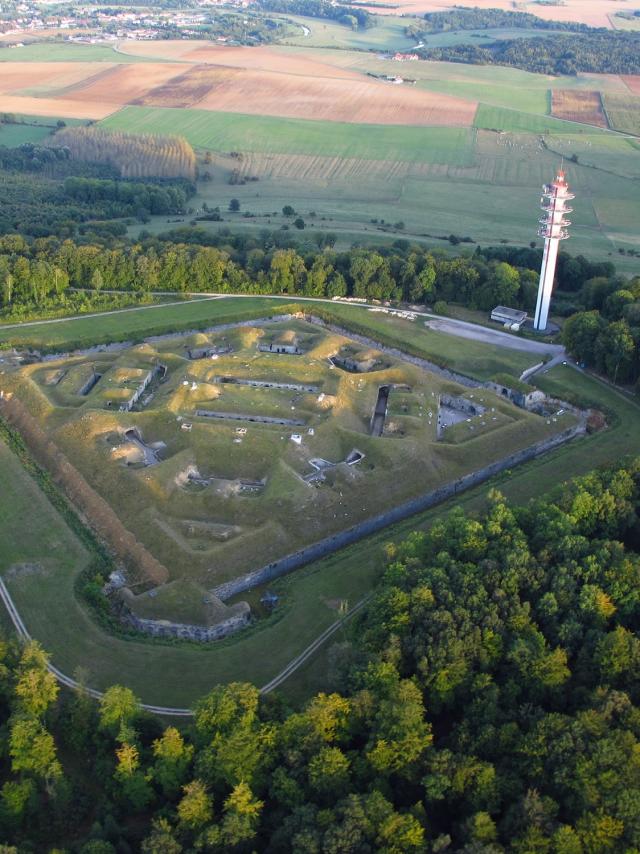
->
xmin=62 ymin=62 xmax=183 ymax=108
xmin=135 ymin=64 xmax=477 ymax=126
xmin=551 ymin=89 xmax=608 ymax=127
xmin=0 ymin=61 xmax=108 ymax=95
xmin=622 ymin=75 xmax=640 ymax=94
xmin=0 ymin=93 xmax=114 ymax=120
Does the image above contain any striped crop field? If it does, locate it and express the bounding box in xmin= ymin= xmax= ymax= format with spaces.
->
xmin=99 ymin=106 xmax=477 ymax=166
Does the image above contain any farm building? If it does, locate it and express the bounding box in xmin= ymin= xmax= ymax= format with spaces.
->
xmin=490 ymin=306 xmax=528 ymax=331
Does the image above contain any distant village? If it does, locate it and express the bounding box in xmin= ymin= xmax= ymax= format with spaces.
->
xmin=0 ymin=0 xmax=263 ymax=45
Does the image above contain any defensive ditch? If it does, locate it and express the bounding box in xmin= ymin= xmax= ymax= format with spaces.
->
xmin=215 ymin=377 xmax=320 ymax=393
xmin=195 ymin=409 xmax=306 ymax=426
xmin=370 ymin=385 xmax=391 ymax=437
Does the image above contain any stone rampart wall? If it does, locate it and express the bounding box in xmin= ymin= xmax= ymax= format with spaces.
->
xmin=212 ymin=421 xmax=585 ymax=600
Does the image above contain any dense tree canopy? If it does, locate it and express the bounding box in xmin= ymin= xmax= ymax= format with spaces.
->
xmin=1 ymin=460 xmax=640 ymax=850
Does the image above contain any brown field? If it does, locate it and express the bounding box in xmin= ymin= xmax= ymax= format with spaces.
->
xmin=0 ymin=46 xmax=476 ymax=126
xmin=62 ymin=62 xmax=182 ymax=107
xmin=551 ymin=89 xmax=608 ymax=127
xmin=622 ymin=75 xmax=640 ymax=94
xmin=135 ymin=63 xmax=477 ymax=125
xmin=0 ymin=93 xmax=114 ymax=120
xmin=118 ymin=41 xmax=363 ymax=81
xmin=0 ymin=61 xmax=108 ymax=95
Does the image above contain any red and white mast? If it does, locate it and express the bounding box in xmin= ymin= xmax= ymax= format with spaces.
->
xmin=534 ymin=168 xmax=574 ymax=331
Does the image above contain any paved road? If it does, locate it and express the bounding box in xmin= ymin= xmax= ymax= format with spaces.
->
xmin=0 ymin=576 xmax=368 ymax=715
xmin=425 ymin=316 xmax=563 ymax=356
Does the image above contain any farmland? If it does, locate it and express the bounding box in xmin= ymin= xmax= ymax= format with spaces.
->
xmin=551 ymin=89 xmax=608 ymax=127
xmin=0 ymin=30 xmax=637 ymax=259
xmin=603 ymin=91 xmax=640 ymax=134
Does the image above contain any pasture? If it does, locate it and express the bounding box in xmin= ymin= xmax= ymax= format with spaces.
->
xmin=603 ymin=92 xmax=640 ymax=135
xmin=100 ymin=106 xmax=477 ymax=163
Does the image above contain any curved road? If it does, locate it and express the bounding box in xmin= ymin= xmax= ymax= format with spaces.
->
xmin=0 ymin=577 xmax=368 ymax=716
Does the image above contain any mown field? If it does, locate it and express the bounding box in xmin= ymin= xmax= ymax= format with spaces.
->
xmin=101 ymin=107 xmax=477 ymax=164
xmin=0 ymin=296 xmax=279 ymax=350
xmin=603 ymin=92 xmax=640 ymax=134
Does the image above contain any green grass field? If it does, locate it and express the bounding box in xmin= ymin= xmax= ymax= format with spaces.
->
xmin=0 ymin=43 xmax=151 ymax=62
xmin=0 ymin=122 xmax=55 ymax=145
xmin=100 ymin=107 xmax=476 ymax=166
xmin=282 ymin=13 xmax=419 ymax=50
xmin=0 ymin=296 xmax=280 ymax=350
xmin=474 ymin=103 xmax=608 ymax=134
xmin=603 ymin=93 xmax=640 ymax=136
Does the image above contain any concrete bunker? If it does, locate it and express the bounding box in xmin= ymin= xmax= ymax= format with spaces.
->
xmin=78 ymin=369 xmax=102 ymax=396
xmin=304 ymin=448 xmax=365 ymax=483
xmin=116 ymin=427 xmax=165 ymax=467
xmin=370 ymin=385 xmax=391 ymax=437
xmin=437 ymin=394 xmax=487 ymax=439
xmin=119 ymin=363 xmax=167 ymax=412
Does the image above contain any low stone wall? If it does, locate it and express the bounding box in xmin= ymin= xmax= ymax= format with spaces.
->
xmin=120 ymin=605 xmax=251 ymax=642
xmin=212 ymin=421 xmax=586 ymax=600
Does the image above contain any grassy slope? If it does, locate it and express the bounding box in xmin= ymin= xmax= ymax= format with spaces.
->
xmin=100 ymin=107 xmax=476 ymax=165
xmin=0 ymin=43 xmax=151 ymax=62
xmin=0 ymin=297 xmax=539 ymax=380
xmin=3 ymin=362 xmax=638 ymax=707
xmin=0 ymin=296 xmax=280 ymax=350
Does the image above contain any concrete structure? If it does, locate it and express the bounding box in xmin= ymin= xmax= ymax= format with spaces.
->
xmin=534 ymin=169 xmax=574 ymax=331
xmin=490 ymin=306 xmax=527 ymax=331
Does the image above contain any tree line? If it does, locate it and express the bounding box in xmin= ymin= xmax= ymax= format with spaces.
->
xmin=50 ymin=127 xmax=197 ymax=181
xmin=0 ymin=234 xmax=545 ymax=311
xmin=1 ymin=458 xmax=640 ymax=851
xmin=0 ymin=169 xmax=194 ymax=241
xmin=407 ymin=6 xmax=592 ymax=36
xmin=1 ymin=234 xmax=638 ymax=387
xmin=419 ymin=30 xmax=640 ymax=75
xmin=255 ymin=0 xmax=376 ymax=29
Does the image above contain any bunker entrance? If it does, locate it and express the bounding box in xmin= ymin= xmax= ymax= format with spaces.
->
xmin=370 ymin=385 xmax=391 ymax=437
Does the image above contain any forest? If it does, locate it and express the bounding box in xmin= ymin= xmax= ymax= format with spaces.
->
xmin=408 ymin=6 xmax=592 ymax=35
xmin=0 ymin=459 xmax=639 ymax=851
xmin=255 ymin=0 xmax=376 ymax=29
xmin=0 ymin=232 xmax=637 ymax=384
xmin=0 ymin=169 xmax=195 ymax=240
xmin=419 ymin=30 xmax=640 ymax=75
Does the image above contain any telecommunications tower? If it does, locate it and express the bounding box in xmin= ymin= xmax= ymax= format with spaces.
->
xmin=533 ymin=168 xmax=574 ymax=331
